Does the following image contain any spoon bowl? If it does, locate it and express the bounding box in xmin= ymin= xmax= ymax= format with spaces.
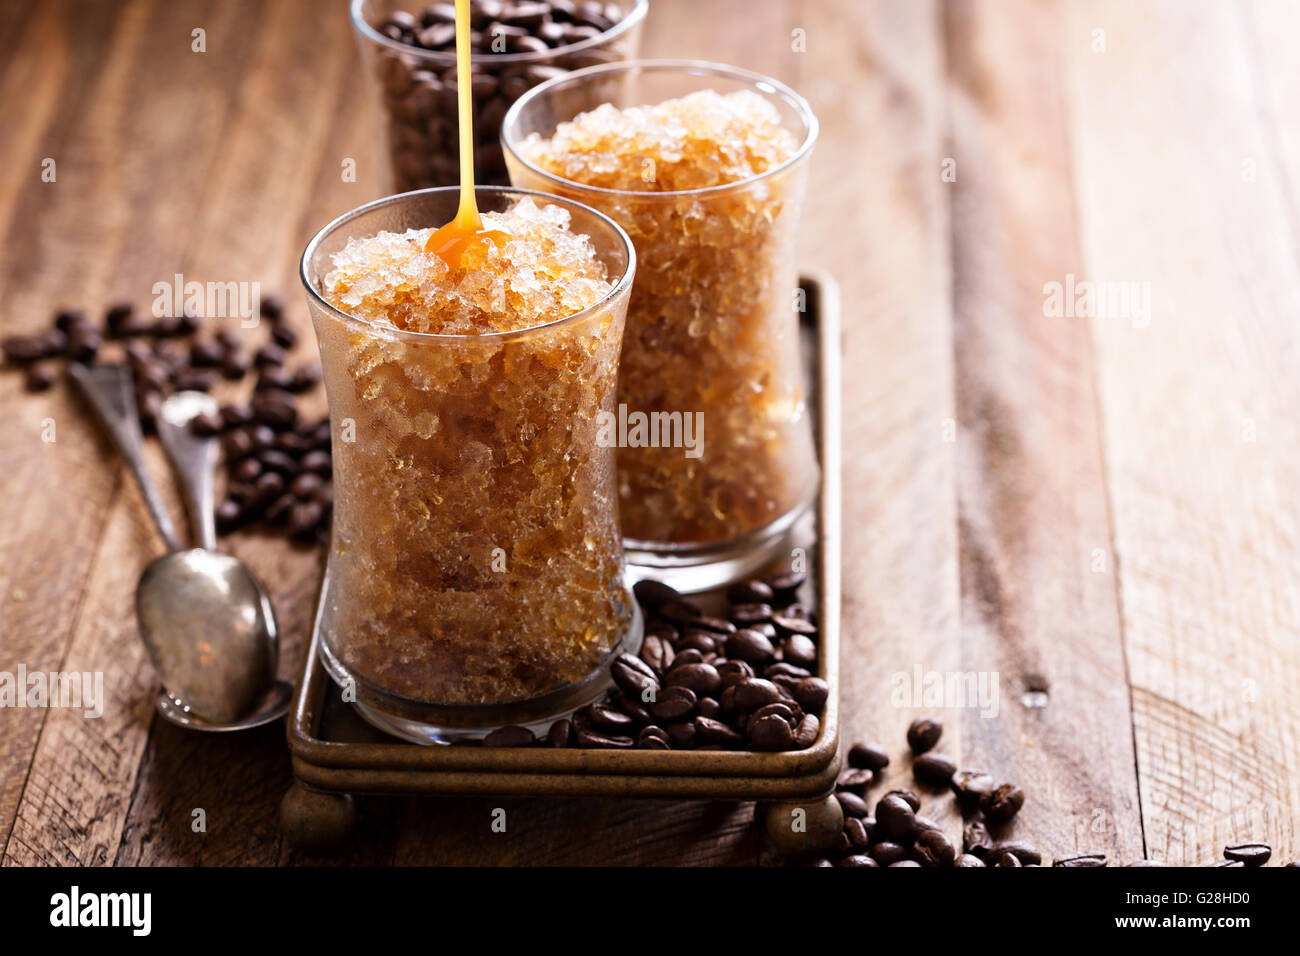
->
xmin=136 ymin=547 xmax=279 ymax=725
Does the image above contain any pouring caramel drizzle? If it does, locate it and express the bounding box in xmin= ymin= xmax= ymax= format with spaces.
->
xmin=425 ymin=0 xmax=510 ymax=267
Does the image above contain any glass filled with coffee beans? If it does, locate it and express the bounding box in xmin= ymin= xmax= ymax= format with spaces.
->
xmin=503 ymin=60 xmax=821 ymax=592
xmin=299 ymin=186 xmax=641 ymax=742
xmin=350 ymin=0 xmax=648 ymax=193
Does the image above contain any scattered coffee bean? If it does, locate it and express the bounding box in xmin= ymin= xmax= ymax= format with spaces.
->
xmin=847 ymin=741 xmax=890 ymax=772
xmin=981 ymin=782 xmax=1026 ymax=824
xmin=913 ymin=753 xmax=957 ymax=788
xmin=483 ymin=724 xmax=534 ymax=747
xmin=1223 ymin=843 xmax=1271 ymax=866
xmin=906 ymin=716 xmax=943 ymax=754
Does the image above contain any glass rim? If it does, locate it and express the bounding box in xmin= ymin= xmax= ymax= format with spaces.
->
xmin=501 ymin=58 xmax=819 ymax=202
xmin=349 ymin=0 xmax=650 ymax=66
xmin=299 ymin=185 xmax=637 ymax=343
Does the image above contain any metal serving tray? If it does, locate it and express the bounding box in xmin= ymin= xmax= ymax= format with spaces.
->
xmin=282 ymin=270 xmax=843 ymax=850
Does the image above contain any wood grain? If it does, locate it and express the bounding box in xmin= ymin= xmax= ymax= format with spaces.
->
xmin=942 ymin=0 xmax=1143 ymax=862
xmin=1067 ymin=0 xmax=1300 ymax=865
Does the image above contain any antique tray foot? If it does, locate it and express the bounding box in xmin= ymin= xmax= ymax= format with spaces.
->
xmin=761 ymin=792 xmax=844 ymax=860
xmin=280 ymin=782 xmax=357 ymax=853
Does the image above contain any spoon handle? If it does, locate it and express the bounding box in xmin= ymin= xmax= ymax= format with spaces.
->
xmin=156 ymin=391 xmax=221 ymax=551
xmin=68 ymin=363 xmax=182 ymax=552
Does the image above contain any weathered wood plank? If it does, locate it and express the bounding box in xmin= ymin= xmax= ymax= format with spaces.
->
xmin=942 ymin=0 xmax=1143 ymax=861
xmin=1067 ymin=0 xmax=1300 ymax=864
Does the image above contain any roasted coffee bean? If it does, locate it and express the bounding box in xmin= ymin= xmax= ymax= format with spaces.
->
xmin=252 ymin=391 xmax=298 ymax=429
xmin=483 ymin=724 xmax=535 ymax=747
xmin=847 ymin=741 xmax=890 ymax=772
xmin=843 ymin=816 xmax=872 ymax=849
xmin=265 ymin=493 xmax=296 ymax=526
xmin=951 ymin=770 xmax=997 ymax=809
xmin=724 ymin=628 xmax=775 ymax=666
xmin=648 ymin=685 xmax=696 ymax=722
xmin=300 ymin=449 xmax=332 ymax=475
xmin=913 ymin=828 xmax=957 ymax=867
xmin=729 ymin=602 xmax=773 ymax=627
xmin=189 ymin=410 xmax=223 ymax=437
xmin=963 ymin=817 xmax=993 ymax=857
xmin=224 ymin=428 xmax=255 ymax=461
xmin=613 ymin=693 xmax=653 ymax=724
xmin=104 ymin=303 xmax=135 ymax=336
xmin=838 ymin=854 xmax=878 ymax=867
xmin=290 ymin=472 xmax=324 ymax=499
xmin=636 ymin=725 xmax=671 ymax=750
xmin=632 ymin=579 xmax=679 ymax=609
xmin=748 ymin=713 xmax=794 ymax=751
xmin=727 ymin=579 xmax=773 ymax=604
xmin=545 ymin=718 xmax=572 ymax=747
xmin=751 ymin=701 xmax=797 ymax=724
xmin=221 ymin=351 xmax=250 ymax=380
xmin=256 ymin=364 xmax=294 ymax=391
xmin=233 ymin=457 xmax=262 ymax=483
xmin=981 ymin=782 xmax=1026 ymax=824
xmin=254 ymin=344 xmax=286 ymax=368
xmin=770 ymin=674 xmax=803 ymax=697
xmin=772 ymin=614 xmax=817 ymax=639
xmin=732 ymin=677 xmax=780 ymax=712
xmin=792 ymin=712 xmax=819 ymax=748
xmin=913 ymin=753 xmax=957 ymax=788
xmin=887 ymin=788 xmax=921 ymax=812
xmin=678 ymin=630 xmax=717 ymax=654
xmin=715 ymin=659 xmax=753 ymax=688
xmin=259 ymin=294 xmax=285 ymax=321
xmin=65 ymin=326 xmax=101 ymax=363
xmin=767 ymin=570 xmax=805 ymax=598
xmin=1223 ymin=843 xmax=1271 ymax=866
xmin=189 ymin=340 xmax=223 ymax=368
xmin=658 ymin=599 xmax=704 ymax=626
xmin=638 ymin=633 xmax=674 ymax=674
xmin=780 ymin=634 xmax=817 ymax=669
xmin=172 ymin=369 xmax=215 ymax=392
xmin=694 ymin=716 xmax=743 ymax=747
xmin=836 ymin=767 xmax=874 ymax=795
xmin=986 ymin=840 xmax=1041 ymax=866
xmin=574 ymin=728 xmax=634 ymax=749
xmin=3 ymin=331 xmax=64 ymax=363
xmin=835 ymin=791 xmax=870 ymax=819
xmin=672 ymin=648 xmax=704 ymax=667
xmin=289 ymin=363 xmax=322 ymax=392
xmin=695 ymin=697 xmax=722 ymax=720
xmin=220 ymin=404 xmax=254 ymax=429
xmin=23 ymin=363 xmax=56 ymax=392
xmin=956 ymin=853 xmax=986 ymax=867
xmin=270 ymin=323 xmax=297 ymax=349
xmin=610 ymin=652 xmax=658 ymax=697
xmin=870 ymin=841 xmax=909 ymax=866
xmin=665 ymin=662 xmax=720 ymax=697
xmin=875 ymin=794 xmax=917 ymax=842
xmin=258 ymin=449 xmax=300 ymax=476
xmin=215 ymin=499 xmax=244 ymax=533
xmin=791 ymin=676 xmax=829 ymax=713
xmin=906 ymin=717 xmax=943 ymax=754
xmin=585 ymin=702 xmax=634 ymax=733
xmin=289 ymin=500 xmax=324 ymax=541
xmin=1054 ymin=853 xmax=1107 ymax=867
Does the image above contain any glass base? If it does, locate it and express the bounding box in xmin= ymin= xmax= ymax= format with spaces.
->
xmin=623 ymin=492 xmax=816 ymax=593
xmin=318 ymin=596 xmax=643 ymax=745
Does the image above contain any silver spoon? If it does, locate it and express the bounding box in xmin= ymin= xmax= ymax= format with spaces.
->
xmin=69 ymin=364 xmax=289 ymax=729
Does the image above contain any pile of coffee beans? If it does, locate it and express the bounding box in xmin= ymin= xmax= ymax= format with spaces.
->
xmin=2 ymin=297 xmax=332 ymax=546
xmin=478 ymin=571 xmax=827 ymax=751
xmin=371 ymin=0 xmax=636 ymax=189
xmin=802 ymin=717 xmax=1296 ymax=867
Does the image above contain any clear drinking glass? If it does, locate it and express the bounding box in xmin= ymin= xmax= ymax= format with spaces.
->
xmin=502 ymin=60 xmax=820 ymax=591
xmin=350 ymin=0 xmax=648 ymax=193
xmin=300 ymin=186 xmax=640 ymax=742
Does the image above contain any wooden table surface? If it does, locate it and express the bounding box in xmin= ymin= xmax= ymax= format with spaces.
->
xmin=2 ymin=0 xmax=1297 ymax=866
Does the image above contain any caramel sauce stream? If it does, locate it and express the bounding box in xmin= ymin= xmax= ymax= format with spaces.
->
xmin=425 ymin=0 xmax=509 ymax=266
